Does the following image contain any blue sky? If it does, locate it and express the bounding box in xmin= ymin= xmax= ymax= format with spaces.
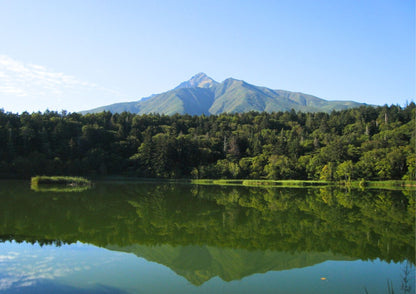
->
xmin=0 ymin=0 xmax=414 ymax=113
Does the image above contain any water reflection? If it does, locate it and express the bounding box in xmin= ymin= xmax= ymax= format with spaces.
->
xmin=0 ymin=242 xmax=129 ymax=293
xmin=0 ymin=180 xmax=414 ymax=290
xmin=107 ymin=244 xmax=352 ymax=286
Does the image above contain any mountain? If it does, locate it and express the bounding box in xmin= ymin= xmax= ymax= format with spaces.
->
xmin=107 ymin=244 xmax=353 ymax=286
xmin=83 ymin=73 xmax=365 ymax=115
xmin=174 ymin=72 xmax=218 ymax=89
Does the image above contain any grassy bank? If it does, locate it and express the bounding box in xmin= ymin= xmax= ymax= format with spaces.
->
xmin=78 ymin=176 xmax=415 ymax=190
xmin=190 ymin=179 xmax=416 ymax=190
xmin=353 ymin=180 xmax=416 ymax=190
xmin=190 ymin=179 xmax=330 ymax=188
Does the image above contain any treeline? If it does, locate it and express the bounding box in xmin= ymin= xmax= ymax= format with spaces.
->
xmin=0 ymin=104 xmax=415 ymax=180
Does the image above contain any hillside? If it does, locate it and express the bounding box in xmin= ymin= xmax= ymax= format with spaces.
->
xmin=83 ymin=73 xmax=365 ymax=114
xmin=107 ymin=244 xmax=352 ymax=285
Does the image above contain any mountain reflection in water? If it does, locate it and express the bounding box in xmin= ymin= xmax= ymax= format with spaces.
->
xmin=0 ymin=180 xmax=414 ymax=285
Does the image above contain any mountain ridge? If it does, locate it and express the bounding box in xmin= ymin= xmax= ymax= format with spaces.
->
xmin=82 ymin=73 xmax=366 ymax=115
xmin=106 ymin=244 xmax=353 ymax=286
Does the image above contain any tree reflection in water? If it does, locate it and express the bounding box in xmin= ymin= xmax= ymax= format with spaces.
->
xmin=0 ymin=180 xmax=414 ymax=284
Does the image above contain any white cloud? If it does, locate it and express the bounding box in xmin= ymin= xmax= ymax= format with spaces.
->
xmin=0 ymin=55 xmax=122 ymax=112
xmin=0 ymin=86 xmax=28 ymax=96
xmin=0 ymin=253 xmax=19 ymax=262
xmin=0 ymin=55 xmax=99 ymax=98
xmin=0 ymin=249 xmax=87 ymax=291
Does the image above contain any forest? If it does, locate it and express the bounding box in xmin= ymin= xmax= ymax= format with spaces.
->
xmin=0 ymin=182 xmax=414 ymax=263
xmin=0 ymin=103 xmax=414 ymax=181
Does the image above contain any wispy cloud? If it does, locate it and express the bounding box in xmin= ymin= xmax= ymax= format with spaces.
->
xmin=0 ymin=242 xmax=130 ymax=292
xmin=0 ymin=54 xmax=101 ymax=98
xmin=0 ymin=252 xmax=19 ymax=262
xmin=0 ymin=55 xmax=123 ymax=113
xmin=0 ymin=248 xmax=87 ymax=291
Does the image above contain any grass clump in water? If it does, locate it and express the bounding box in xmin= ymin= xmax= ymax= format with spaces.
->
xmin=31 ymin=176 xmax=91 ymax=192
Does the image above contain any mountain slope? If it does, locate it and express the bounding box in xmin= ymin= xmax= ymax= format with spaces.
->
xmin=107 ymin=244 xmax=353 ymax=286
xmin=137 ymin=87 xmax=215 ymax=115
xmin=83 ymin=73 xmax=365 ymax=114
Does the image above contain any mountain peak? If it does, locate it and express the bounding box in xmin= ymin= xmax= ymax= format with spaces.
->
xmin=175 ymin=73 xmax=218 ymax=89
xmin=83 ymin=74 xmax=365 ymax=115
xmin=193 ymin=72 xmax=209 ymax=79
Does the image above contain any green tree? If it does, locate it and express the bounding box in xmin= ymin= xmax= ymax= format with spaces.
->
xmin=265 ymin=155 xmax=294 ymax=179
xmin=335 ymin=160 xmax=354 ymax=181
xmin=319 ymin=162 xmax=336 ymax=181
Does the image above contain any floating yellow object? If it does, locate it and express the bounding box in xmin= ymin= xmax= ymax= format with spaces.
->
xmin=320 ymin=277 xmax=327 ymax=280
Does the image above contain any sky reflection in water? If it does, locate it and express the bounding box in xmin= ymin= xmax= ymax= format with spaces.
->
xmin=0 ymin=181 xmax=414 ymax=293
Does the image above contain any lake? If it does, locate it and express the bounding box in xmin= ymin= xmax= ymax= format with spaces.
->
xmin=0 ymin=180 xmax=414 ymax=293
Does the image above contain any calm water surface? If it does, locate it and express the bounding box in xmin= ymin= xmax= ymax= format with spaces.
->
xmin=0 ymin=180 xmax=414 ymax=293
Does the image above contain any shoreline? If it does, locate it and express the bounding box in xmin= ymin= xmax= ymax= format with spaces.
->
xmin=90 ymin=176 xmax=416 ymax=190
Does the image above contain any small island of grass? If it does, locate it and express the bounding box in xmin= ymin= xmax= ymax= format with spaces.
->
xmin=31 ymin=176 xmax=91 ymax=192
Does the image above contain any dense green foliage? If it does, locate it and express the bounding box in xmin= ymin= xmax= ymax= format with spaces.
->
xmin=0 ymin=181 xmax=412 ymax=260
xmin=0 ymin=182 xmax=414 ymax=264
xmin=4 ymin=181 xmax=414 ymax=285
xmin=0 ymin=104 xmax=415 ymax=180
xmin=85 ymin=73 xmax=364 ymax=115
